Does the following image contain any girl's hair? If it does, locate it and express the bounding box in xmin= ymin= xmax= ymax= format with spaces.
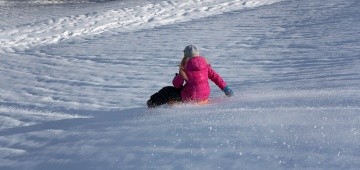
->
xmin=180 ymin=56 xmax=189 ymax=67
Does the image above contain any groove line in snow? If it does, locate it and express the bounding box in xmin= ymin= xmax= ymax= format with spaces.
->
xmin=0 ymin=0 xmax=282 ymax=53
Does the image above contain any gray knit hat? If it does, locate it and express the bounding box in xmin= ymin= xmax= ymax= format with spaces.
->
xmin=183 ymin=45 xmax=199 ymax=58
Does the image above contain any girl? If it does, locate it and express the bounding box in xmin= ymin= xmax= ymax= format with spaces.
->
xmin=147 ymin=45 xmax=233 ymax=108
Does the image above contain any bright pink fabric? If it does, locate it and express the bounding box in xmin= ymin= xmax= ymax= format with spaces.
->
xmin=172 ymin=56 xmax=227 ymax=102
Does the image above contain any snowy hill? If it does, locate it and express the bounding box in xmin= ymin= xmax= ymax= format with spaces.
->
xmin=0 ymin=0 xmax=359 ymax=169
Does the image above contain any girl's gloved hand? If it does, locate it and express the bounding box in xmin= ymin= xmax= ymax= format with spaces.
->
xmin=222 ymin=86 xmax=234 ymax=97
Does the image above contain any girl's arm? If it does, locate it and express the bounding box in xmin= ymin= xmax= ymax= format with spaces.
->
xmin=208 ymin=66 xmax=234 ymax=97
xmin=172 ymin=73 xmax=184 ymax=88
xmin=208 ymin=66 xmax=227 ymax=90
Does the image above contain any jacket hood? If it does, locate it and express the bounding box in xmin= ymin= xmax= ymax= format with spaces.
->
xmin=185 ymin=56 xmax=207 ymax=71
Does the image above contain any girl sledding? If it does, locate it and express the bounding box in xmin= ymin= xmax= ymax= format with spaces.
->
xmin=147 ymin=45 xmax=233 ymax=108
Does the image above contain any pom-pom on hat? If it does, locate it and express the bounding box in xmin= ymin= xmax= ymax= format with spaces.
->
xmin=183 ymin=45 xmax=199 ymax=58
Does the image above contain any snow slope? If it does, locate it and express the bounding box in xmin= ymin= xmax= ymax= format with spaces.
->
xmin=0 ymin=0 xmax=279 ymax=53
xmin=0 ymin=0 xmax=359 ymax=169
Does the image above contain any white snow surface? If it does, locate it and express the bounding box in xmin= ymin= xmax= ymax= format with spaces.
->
xmin=0 ymin=0 xmax=360 ymax=169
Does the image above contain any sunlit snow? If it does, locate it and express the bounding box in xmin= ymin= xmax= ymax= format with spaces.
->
xmin=0 ymin=0 xmax=359 ymax=169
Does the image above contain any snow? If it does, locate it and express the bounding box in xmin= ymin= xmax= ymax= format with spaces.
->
xmin=0 ymin=0 xmax=359 ymax=169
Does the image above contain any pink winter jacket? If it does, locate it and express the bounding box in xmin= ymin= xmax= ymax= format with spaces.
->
xmin=172 ymin=56 xmax=227 ymax=102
